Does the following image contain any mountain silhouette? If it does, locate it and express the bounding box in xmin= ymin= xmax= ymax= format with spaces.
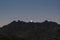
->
xmin=0 ymin=20 xmax=60 ymax=40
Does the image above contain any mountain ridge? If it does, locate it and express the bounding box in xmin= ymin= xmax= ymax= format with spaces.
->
xmin=0 ymin=20 xmax=60 ymax=40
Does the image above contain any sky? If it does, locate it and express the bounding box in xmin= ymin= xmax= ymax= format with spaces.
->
xmin=0 ymin=0 xmax=60 ymax=27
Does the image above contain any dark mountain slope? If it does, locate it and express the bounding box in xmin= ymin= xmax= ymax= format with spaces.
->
xmin=0 ymin=20 xmax=60 ymax=40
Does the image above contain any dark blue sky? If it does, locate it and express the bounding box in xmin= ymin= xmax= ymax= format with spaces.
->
xmin=0 ymin=0 xmax=60 ymax=27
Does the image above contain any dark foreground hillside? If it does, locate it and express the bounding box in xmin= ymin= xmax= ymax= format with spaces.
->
xmin=0 ymin=20 xmax=60 ymax=40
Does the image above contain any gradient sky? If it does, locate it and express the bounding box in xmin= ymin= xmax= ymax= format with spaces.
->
xmin=0 ymin=0 xmax=60 ymax=27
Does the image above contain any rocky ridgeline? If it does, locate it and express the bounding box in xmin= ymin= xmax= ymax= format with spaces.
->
xmin=0 ymin=20 xmax=60 ymax=40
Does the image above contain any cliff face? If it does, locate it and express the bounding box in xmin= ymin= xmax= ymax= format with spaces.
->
xmin=0 ymin=20 xmax=60 ymax=40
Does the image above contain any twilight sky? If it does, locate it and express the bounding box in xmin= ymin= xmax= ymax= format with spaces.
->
xmin=0 ymin=0 xmax=60 ymax=27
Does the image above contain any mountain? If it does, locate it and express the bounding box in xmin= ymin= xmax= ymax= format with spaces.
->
xmin=0 ymin=20 xmax=60 ymax=40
